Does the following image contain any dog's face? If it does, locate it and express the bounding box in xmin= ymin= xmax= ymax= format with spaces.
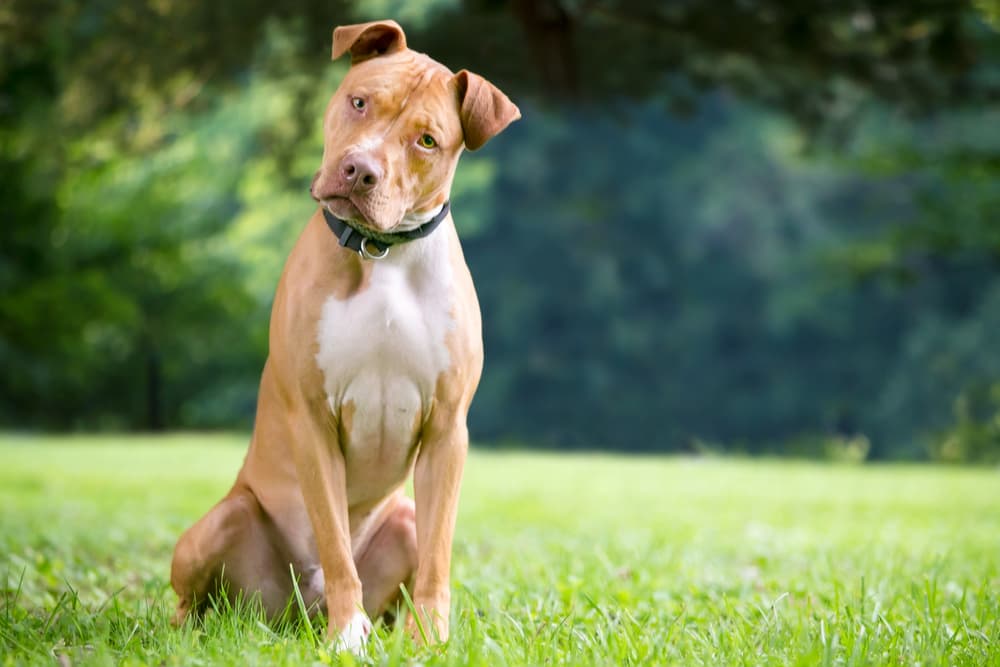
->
xmin=311 ymin=21 xmax=520 ymax=234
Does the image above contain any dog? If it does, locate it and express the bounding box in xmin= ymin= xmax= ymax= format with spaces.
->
xmin=170 ymin=19 xmax=520 ymax=651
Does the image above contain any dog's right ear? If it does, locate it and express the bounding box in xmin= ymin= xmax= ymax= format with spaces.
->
xmin=332 ymin=21 xmax=407 ymax=64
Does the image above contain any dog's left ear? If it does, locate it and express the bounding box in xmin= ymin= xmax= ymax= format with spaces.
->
xmin=454 ymin=70 xmax=521 ymax=151
xmin=332 ymin=20 xmax=407 ymax=64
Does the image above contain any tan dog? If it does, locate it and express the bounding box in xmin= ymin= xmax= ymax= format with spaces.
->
xmin=170 ymin=20 xmax=519 ymax=651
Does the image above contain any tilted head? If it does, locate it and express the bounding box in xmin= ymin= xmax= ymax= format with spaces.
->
xmin=310 ymin=20 xmax=521 ymax=234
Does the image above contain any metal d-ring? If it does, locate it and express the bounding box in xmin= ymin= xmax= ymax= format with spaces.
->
xmin=359 ymin=237 xmax=390 ymax=260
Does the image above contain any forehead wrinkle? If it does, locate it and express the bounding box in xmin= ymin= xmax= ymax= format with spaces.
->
xmin=333 ymin=58 xmax=459 ymax=152
xmin=342 ymin=52 xmax=448 ymax=112
xmin=382 ymin=66 xmax=446 ymax=139
xmin=413 ymin=77 xmax=463 ymax=145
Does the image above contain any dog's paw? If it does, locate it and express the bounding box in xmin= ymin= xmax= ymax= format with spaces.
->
xmin=405 ymin=603 xmax=450 ymax=645
xmin=333 ymin=610 xmax=372 ymax=654
xmin=171 ymin=597 xmax=193 ymax=628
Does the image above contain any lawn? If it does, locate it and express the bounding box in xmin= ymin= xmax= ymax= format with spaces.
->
xmin=1 ymin=434 xmax=998 ymax=666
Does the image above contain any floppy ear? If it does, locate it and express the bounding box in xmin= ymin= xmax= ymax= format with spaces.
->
xmin=454 ymin=70 xmax=521 ymax=151
xmin=332 ymin=20 xmax=407 ymax=64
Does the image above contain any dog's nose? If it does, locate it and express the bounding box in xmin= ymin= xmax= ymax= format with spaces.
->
xmin=341 ymin=154 xmax=382 ymax=194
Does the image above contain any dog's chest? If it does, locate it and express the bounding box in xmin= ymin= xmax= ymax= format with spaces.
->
xmin=314 ymin=241 xmax=454 ymax=493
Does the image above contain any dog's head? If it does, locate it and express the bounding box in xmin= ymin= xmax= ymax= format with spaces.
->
xmin=310 ymin=20 xmax=520 ymax=233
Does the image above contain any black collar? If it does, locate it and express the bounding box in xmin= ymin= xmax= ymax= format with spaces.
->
xmin=322 ymin=202 xmax=450 ymax=259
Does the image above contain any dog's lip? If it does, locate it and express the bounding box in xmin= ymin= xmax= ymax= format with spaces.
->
xmin=323 ymin=197 xmax=392 ymax=234
xmin=324 ymin=196 xmax=417 ymax=234
xmin=323 ymin=196 xmax=367 ymax=223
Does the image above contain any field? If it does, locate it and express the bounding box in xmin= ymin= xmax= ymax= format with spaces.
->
xmin=1 ymin=434 xmax=998 ymax=666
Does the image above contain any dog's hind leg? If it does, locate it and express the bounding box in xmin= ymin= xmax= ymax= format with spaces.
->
xmin=354 ymin=492 xmax=417 ymax=622
xmin=170 ymin=486 xmax=293 ymax=625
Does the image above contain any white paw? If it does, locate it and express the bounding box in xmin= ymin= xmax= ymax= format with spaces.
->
xmin=334 ymin=610 xmax=371 ymax=654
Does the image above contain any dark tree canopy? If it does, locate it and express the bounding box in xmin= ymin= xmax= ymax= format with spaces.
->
xmin=3 ymin=1 xmax=997 ymax=126
xmin=425 ymin=2 xmax=999 ymax=123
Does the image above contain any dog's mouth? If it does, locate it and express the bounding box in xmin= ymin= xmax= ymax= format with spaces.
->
xmin=322 ymin=196 xmax=363 ymax=222
xmin=323 ymin=195 xmax=421 ymax=235
xmin=322 ymin=196 xmax=383 ymax=232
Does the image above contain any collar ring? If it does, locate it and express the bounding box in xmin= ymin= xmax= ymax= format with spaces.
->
xmin=359 ymin=237 xmax=390 ymax=260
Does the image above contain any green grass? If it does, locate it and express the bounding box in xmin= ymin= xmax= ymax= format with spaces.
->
xmin=1 ymin=433 xmax=999 ymax=666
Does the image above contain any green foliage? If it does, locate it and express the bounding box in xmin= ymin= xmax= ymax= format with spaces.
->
xmin=0 ymin=23 xmax=338 ymax=430
xmin=932 ymin=383 xmax=1000 ymax=463
xmin=2 ymin=435 xmax=999 ymax=664
xmin=2 ymin=3 xmax=999 ymax=458
xmin=976 ymin=0 xmax=1000 ymax=29
xmin=456 ymin=100 xmax=1000 ymax=458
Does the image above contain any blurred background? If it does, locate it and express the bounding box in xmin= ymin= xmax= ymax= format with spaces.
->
xmin=2 ymin=0 xmax=999 ymax=462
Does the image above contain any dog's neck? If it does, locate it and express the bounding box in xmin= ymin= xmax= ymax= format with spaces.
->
xmin=363 ymin=215 xmax=453 ymax=272
xmin=322 ymin=202 xmax=451 ymax=260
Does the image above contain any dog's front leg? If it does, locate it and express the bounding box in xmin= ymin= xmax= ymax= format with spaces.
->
xmin=289 ymin=404 xmax=369 ymax=650
xmin=409 ymin=413 xmax=469 ymax=644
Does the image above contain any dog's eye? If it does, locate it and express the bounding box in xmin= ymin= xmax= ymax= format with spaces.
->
xmin=351 ymin=97 xmax=366 ymax=110
xmin=418 ymin=134 xmax=437 ymax=149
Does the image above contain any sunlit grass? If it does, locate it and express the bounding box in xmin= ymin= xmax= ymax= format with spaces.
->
xmin=2 ymin=433 xmax=999 ymax=665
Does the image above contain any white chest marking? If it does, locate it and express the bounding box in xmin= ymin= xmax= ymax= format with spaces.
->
xmin=315 ymin=234 xmax=454 ymax=455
